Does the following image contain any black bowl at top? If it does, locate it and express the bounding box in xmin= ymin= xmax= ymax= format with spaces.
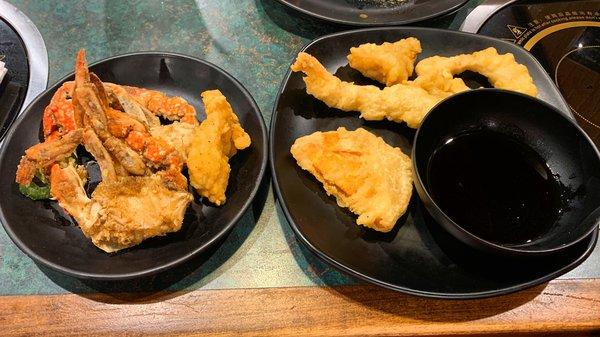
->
xmin=413 ymin=89 xmax=600 ymax=256
xmin=275 ymin=0 xmax=469 ymax=26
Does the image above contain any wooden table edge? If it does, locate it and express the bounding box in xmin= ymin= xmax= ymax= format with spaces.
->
xmin=1 ymin=278 xmax=599 ymax=336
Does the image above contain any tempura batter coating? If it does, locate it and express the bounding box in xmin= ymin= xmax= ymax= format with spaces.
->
xmin=187 ymin=90 xmax=251 ymax=205
xmin=291 ymin=52 xmax=444 ymax=128
xmin=51 ymin=165 xmax=192 ymax=253
xmin=348 ymin=37 xmax=422 ymax=86
xmin=291 ymin=127 xmax=412 ymax=232
xmin=150 ymin=122 xmax=196 ymax=161
xmin=415 ymin=47 xmax=538 ymax=96
xmin=411 ymin=71 xmax=470 ymax=97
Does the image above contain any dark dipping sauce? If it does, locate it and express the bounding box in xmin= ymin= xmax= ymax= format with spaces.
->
xmin=426 ymin=130 xmax=562 ymax=246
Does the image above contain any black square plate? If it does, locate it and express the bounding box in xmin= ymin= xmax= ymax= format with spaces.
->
xmin=270 ymin=27 xmax=598 ymax=299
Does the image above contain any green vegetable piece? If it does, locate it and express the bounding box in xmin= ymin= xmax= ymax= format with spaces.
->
xmin=19 ymin=183 xmax=51 ymax=200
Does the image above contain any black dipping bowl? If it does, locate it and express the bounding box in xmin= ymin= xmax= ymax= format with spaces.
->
xmin=413 ymin=89 xmax=600 ymax=256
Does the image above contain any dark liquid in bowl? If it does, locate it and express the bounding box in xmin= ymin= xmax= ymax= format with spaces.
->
xmin=426 ymin=130 xmax=562 ymax=245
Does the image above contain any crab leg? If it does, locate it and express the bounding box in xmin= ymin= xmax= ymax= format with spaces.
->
xmin=75 ymin=84 xmax=147 ymax=175
xmin=120 ymin=85 xmax=199 ymax=125
xmin=104 ymin=83 xmax=160 ymax=128
xmin=43 ymin=82 xmax=77 ymax=141
xmin=24 ymin=129 xmax=83 ymax=163
xmin=75 ymin=86 xmax=109 ymax=137
xmin=82 ymin=128 xmax=117 ymax=181
xmin=102 ymin=137 xmax=147 ymax=175
xmin=15 ymin=129 xmax=84 ymax=185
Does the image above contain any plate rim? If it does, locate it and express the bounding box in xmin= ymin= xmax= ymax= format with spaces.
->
xmin=0 ymin=51 xmax=269 ymax=280
xmin=459 ymin=0 xmax=517 ymax=33
xmin=274 ymin=0 xmax=469 ymax=26
xmin=269 ymin=27 xmax=595 ymax=299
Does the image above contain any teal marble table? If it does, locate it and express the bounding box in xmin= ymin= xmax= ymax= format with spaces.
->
xmin=1 ymin=0 xmax=598 ymax=297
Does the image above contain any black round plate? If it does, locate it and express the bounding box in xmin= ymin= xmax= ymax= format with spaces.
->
xmin=270 ymin=27 xmax=598 ymax=298
xmin=275 ymin=0 xmax=469 ymax=26
xmin=0 ymin=52 xmax=268 ymax=280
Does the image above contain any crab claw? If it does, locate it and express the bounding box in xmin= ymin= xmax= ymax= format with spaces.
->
xmin=15 ymin=129 xmax=84 ymax=185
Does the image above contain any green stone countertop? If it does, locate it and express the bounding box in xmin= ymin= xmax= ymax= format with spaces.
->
xmin=1 ymin=0 xmax=598 ymax=295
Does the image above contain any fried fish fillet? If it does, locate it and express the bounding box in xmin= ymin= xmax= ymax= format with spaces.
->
xmin=291 ymin=52 xmax=446 ymax=128
xmin=187 ymin=90 xmax=251 ymax=205
xmin=347 ymin=37 xmax=422 ymax=86
xmin=291 ymin=127 xmax=412 ymax=232
xmin=414 ymin=47 xmax=538 ymax=96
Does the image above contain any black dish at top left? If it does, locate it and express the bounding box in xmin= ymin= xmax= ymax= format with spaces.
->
xmin=0 ymin=1 xmax=49 ymax=141
xmin=0 ymin=52 xmax=268 ymax=280
xmin=0 ymin=17 xmax=30 ymax=140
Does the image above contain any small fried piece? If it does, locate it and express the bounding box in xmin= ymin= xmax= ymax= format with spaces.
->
xmin=348 ymin=37 xmax=422 ymax=86
xmin=291 ymin=127 xmax=412 ymax=232
xmin=150 ymin=122 xmax=196 ymax=161
xmin=415 ymin=47 xmax=538 ymax=96
xmin=291 ymin=52 xmax=446 ymax=128
xmin=187 ymin=90 xmax=251 ymax=205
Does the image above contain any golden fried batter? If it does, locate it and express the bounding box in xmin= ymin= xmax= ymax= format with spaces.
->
xmin=291 ymin=127 xmax=412 ymax=232
xmin=348 ymin=37 xmax=422 ymax=86
xmin=50 ymin=165 xmax=192 ymax=253
xmin=291 ymin=52 xmax=449 ymax=128
xmin=292 ymin=45 xmax=538 ymax=128
xmin=150 ymin=122 xmax=196 ymax=161
xmin=415 ymin=47 xmax=538 ymax=96
xmin=187 ymin=90 xmax=251 ymax=205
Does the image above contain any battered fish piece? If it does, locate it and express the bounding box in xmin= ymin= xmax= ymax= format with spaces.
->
xmin=188 ymin=90 xmax=251 ymax=205
xmin=348 ymin=37 xmax=422 ymax=86
xmin=291 ymin=127 xmax=412 ymax=232
xmin=415 ymin=47 xmax=538 ymax=96
xmin=291 ymin=52 xmax=451 ymax=128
